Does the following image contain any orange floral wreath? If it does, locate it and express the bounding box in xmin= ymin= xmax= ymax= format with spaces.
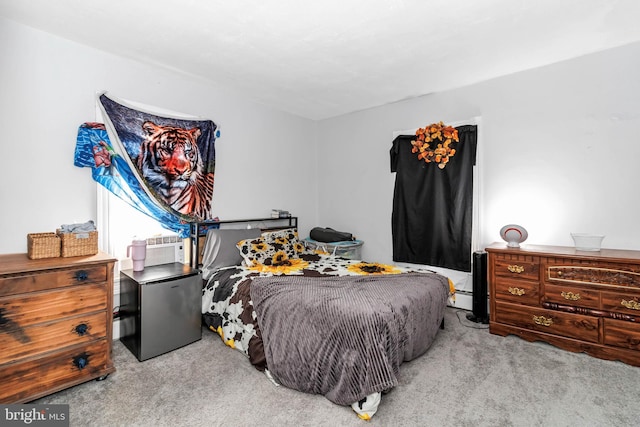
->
xmin=411 ymin=121 xmax=459 ymax=169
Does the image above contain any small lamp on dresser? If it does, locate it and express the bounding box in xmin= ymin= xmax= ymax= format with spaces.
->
xmin=499 ymin=224 xmax=528 ymax=248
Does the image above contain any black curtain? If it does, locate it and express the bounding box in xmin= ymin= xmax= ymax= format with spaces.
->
xmin=390 ymin=125 xmax=477 ymax=271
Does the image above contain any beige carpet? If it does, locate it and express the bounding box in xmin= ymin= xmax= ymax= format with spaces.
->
xmin=36 ymin=308 xmax=640 ymax=426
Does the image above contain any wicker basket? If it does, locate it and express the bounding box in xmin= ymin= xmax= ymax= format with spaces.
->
xmin=57 ymin=230 xmax=98 ymax=257
xmin=27 ymin=232 xmax=61 ymax=259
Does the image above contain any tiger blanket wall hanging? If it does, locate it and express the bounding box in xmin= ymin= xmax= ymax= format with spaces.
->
xmin=98 ymin=93 xmax=218 ymax=222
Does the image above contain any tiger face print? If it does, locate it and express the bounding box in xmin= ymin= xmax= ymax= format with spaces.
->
xmin=137 ymin=121 xmax=214 ymax=220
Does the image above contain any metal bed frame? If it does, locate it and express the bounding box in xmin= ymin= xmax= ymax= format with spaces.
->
xmin=189 ymin=216 xmax=298 ymax=268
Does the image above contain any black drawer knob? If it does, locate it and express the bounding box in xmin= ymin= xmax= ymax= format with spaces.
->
xmin=75 ymin=323 xmax=88 ymax=336
xmin=73 ymin=353 xmax=89 ymax=370
xmin=75 ymin=270 xmax=89 ymax=281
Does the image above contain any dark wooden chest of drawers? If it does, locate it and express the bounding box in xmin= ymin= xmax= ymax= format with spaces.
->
xmin=486 ymin=243 xmax=640 ymax=366
xmin=0 ymin=252 xmax=116 ymax=402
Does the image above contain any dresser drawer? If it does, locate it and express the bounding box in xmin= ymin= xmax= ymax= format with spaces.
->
xmin=494 ymin=277 xmax=540 ymax=305
xmin=0 ymin=283 xmax=107 ymax=329
xmin=493 ymin=258 xmax=539 ymax=281
xmin=0 ymin=265 xmax=108 ymax=297
xmin=543 ymin=283 xmax=600 ymax=309
xmin=601 ymin=291 xmax=640 ymax=316
xmin=603 ymin=318 xmax=640 ymax=350
xmin=546 ymin=265 xmax=640 ymax=288
xmin=0 ymin=339 xmax=110 ymax=403
xmin=0 ymin=312 xmax=106 ymax=365
xmin=494 ymin=301 xmax=599 ymax=343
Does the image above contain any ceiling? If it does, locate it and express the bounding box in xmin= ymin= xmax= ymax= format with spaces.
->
xmin=2 ymin=0 xmax=640 ymax=120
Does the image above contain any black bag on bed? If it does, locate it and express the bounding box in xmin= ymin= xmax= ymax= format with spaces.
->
xmin=310 ymin=227 xmax=355 ymax=243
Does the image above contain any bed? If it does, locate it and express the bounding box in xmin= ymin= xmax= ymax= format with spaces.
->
xmin=195 ymin=221 xmax=454 ymax=420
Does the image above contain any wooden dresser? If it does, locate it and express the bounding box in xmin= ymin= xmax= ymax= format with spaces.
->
xmin=486 ymin=243 xmax=640 ymax=366
xmin=0 ymin=252 xmax=116 ymax=403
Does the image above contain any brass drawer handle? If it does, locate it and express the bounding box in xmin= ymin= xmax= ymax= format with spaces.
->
xmin=507 ymin=265 xmax=525 ymax=274
xmin=621 ymin=299 xmax=640 ymax=310
xmin=508 ymin=287 xmax=526 ymax=296
xmin=561 ymin=291 xmax=581 ymax=301
xmin=533 ymin=315 xmax=553 ymax=327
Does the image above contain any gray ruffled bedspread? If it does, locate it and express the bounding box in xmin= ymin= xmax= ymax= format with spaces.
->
xmin=250 ymin=272 xmax=449 ymax=406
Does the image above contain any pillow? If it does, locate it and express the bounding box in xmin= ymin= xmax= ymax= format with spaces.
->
xmin=261 ymin=228 xmax=299 ymax=241
xmin=237 ymin=237 xmax=282 ymax=267
xmin=263 ymin=228 xmax=301 ymax=253
xmin=237 ymin=228 xmax=308 ymax=266
xmin=264 ymin=228 xmax=311 ymax=258
xmin=201 ymin=228 xmax=261 ymax=279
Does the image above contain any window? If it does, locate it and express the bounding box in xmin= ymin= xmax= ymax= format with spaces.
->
xmin=97 ymin=184 xmax=170 ymax=272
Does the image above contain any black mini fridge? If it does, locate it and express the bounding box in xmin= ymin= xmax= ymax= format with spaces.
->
xmin=119 ymin=263 xmax=201 ymax=361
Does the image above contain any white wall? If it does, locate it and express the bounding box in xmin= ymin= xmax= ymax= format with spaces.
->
xmin=0 ymin=18 xmax=318 ymax=254
xmin=317 ymin=42 xmax=640 ymax=264
xmin=3 ymin=16 xmax=639 ymax=265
